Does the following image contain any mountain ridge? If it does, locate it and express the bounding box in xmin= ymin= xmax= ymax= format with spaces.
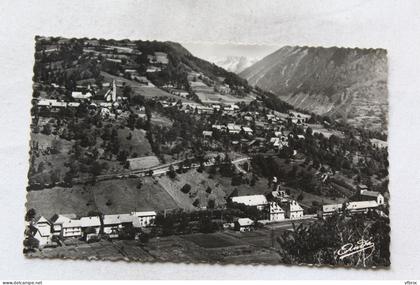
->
xmin=240 ymin=46 xmax=388 ymax=131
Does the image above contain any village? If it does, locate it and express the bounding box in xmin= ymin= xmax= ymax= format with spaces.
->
xmin=25 ymin=37 xmax=390 ymax=263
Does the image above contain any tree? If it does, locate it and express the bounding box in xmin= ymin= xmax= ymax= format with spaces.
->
xmin=207 ymin=199 xmax=215 ymax=209
xmin=41 ymin=124 xmax=52 ymax=135
xmin=23 ymin=236 xmax=40 ymax=252
xmin=25 ymin=209 xmax=36 ymax=222
xmin=181 ymin=183 xmax=191 ymax=194
xmin=276 ymin=212 xmax=390 ymax=267
xmin=297 ymin=192 xmax=304 ymax=201
xmin=168 ymin=165 xmax=176 ymax=179
xmin=231 ymin=174 xmax=243 ymax=186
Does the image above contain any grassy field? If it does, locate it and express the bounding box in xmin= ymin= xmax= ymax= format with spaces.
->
xmin=30 ymin=133 xmax=74 ymax=185
xmin=27 ymin=177 xmax=178 ymax=219
xmin=183 ymin=233 xmax=240 ymax=248
xmin=196 ymin=91 xmax=255 ymax=105
xmin=117 ymin=128 xmax=153 ymax=157
xmin=307 ymin=123 xmax=345 ymax=139
xmin=29 ymin=125 xmax=154 ymax=184
xmin=28 ymin=228 xmax=287 ymax=264
xmin=268 ymin=157 xmax=349 ymax=206
xmin=127 ymin=156 xmax=160 ymax=170
xmin=156 ymin=169 xmax=272 ymax=211
xmin=156 ymin=171 xmax=227 ymax=211
xmin=150 ymin=112 xmax=173 ymax=127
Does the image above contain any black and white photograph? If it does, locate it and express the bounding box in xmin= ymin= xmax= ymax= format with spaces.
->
xmin=24 ymin=36 xmax=390 ymax=267
xmin=2 ymin=0 xmax=420 ymax=282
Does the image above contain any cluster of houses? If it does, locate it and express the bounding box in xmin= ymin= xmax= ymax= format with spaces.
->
xmin=230 ymin=184 xmax=387 ymax=232
xmin=36 ymin=80 xmax=130 ymax=120
xmin=318 ymin=185 xmax=386 ymax=218
xmin=157 ymin=100 xmax=241 ymax=115
xmin=230 ymin=186 xmax=304 ymax=232
xmin=30 ymin=211 xmax=157 ymax=247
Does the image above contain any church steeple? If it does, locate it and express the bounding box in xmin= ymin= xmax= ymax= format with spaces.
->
xmin=112 ymin=80 xmax=117 ymax=102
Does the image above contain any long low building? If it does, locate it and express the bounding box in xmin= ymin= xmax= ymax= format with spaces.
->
xmin=319 ymin=200 xmax=380 ymax=217
xmin=231 ymin=195 xmax=268 ymax=211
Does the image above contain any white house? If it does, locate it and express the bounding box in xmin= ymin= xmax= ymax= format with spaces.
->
xmin=224 ymin=104 xmax=240 ymax=112
xmin=345 ymin=201 xmax=379 ymax=213
xmin=269 ymin=202 xmax=285 ymax=221
xmin=241 ymin=126 xmax=253 ymax=136
xmin=51 ymin=214 xmax=77 ymax=236
xmin=202 ymin=131 xmax=213 ymax=137
xmin=68 ymin=102 xmax=81 ymax=108
xmin=33 ymin=216 xmax=52 ymax=247
xmin=234 ymin=218 xmax=254 ymax=232
xmin=284 ymin=200 xmax=304 ymax=219
xmin=360 ymin=190 xmax=385 ymax=205
xmin=37 ymin=99 xmax=67 ymax=108
xmin=80 ymin=216 xmax=101 ymax=240
xmin=71 ymin=91 xmax=92 ymax=100
xmin=103 ymin=214 xmax=133 ymax=238
xmin=227 ymin=124 xmax=241 ymax=134
xmin=231 ymin=195 xmax=268 ymax=211
xmin=61 ymin=219 xmax=82 ymax=238
xmin=130 ymin=211 xmax=157 ymax=228
xmin=318 ymin=203 xmax=343 ymax=218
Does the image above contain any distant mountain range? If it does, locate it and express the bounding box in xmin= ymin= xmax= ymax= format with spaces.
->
xmin=213 ymin=56 xmax=259 ymax=74
xmin=240 ymin=46 xmax=388 ymax=131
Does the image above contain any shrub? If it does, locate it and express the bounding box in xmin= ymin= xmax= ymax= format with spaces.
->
xmin=181 ymin=183 xmax=191 ymax=194
xmin=207 ymin=199 xmax=215 ymax=209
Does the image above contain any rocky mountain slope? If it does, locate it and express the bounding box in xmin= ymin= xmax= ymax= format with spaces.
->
xmin=240 ymin=46 xmax=388 ymax=131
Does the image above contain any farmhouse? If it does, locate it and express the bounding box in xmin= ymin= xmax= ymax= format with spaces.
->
xmin=318 ymin=203 xmax=343 ymax=218
xmin=130 ymin=211 xmax=157 ymax=228
xmin=227 ymin=124 xmax=241 ymax=134
xmin=71 ymin=91 xmax=93 ymax=100
xmin=68 ymin=102 xmax=80 ymax=108
xmin=37 ymin=99 xmax=67 ymax=108
xmin=241 ymin=126 xmax=253 ymax=136
xmin=345 ymin=201 xmax=378 ymax=213
xmin=33 ymin=216 xmax=52 ymax=246
xmin=103 ymin=214 xmax=133 ymax=238
xmin=223 ymin=104 xmax=240 ymax=112
xmin=231 ymin=195 xmax=268 ymax=211
xmin=212 ymin=124 xmax=225 ymax=131
xmin=234 ymin=218 xmax=254 ymax=232
xmin=51 ymin=214 xmax=77 ymax=237
xmin=80 ymin=216 xmax=101 ymax=240
xmin=202 ymin=131 xmax=213 ymax=137
xmin=360 ymin=190 xmax=385 ymax=205
xmin=61 ymin=218 xmax=82 ymax=238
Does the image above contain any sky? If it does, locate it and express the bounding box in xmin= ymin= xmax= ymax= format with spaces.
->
xmin=182 ymin=42 xmax=280 ymax=63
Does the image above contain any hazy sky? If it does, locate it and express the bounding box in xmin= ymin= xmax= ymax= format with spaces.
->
xmin=182 ymin=42 xmax=280 ymax=62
